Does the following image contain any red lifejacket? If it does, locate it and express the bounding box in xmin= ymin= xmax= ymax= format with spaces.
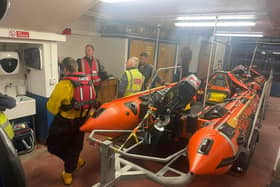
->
xmin=81 ymin=57 xmax=101 ymax=86
xmin=62 ymin=72 xmax=96 ymax=110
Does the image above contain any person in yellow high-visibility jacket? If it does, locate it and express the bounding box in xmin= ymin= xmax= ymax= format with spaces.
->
xmin=118 ymin=57 xmax=145 ymax=97
xmin=0 ymin=112 xmax=14 ymax=140
xmin=0 ymin=93 xmax=16 ymax=140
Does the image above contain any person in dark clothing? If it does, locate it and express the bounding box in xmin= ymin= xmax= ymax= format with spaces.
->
xmin=173 ymin=46 xmax=192 ymax=82
xmin=138 ymin=52 xmax=165 ymax=89
xmin=77 ymin=44 xmax=108 ymax=93
xmin=181 ymin=46 xmax=192 ymax=77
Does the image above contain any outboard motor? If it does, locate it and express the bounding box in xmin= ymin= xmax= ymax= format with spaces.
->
xmin=145 ymin=74 xmax=201 ymax=145
xmin=153 ymin=76 xmax=198 ymax=115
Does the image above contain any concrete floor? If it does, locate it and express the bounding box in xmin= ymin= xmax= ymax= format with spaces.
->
xmin=21 ymin=97 xmax=280 ymax=187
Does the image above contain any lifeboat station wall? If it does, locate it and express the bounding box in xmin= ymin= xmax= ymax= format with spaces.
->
xmin=57 ymin=34 xmax=128 ymax=79
xmin=0 ymin=27 xmax=65 ymax=141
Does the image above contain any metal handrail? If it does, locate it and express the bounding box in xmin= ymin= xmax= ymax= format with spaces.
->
xmin=246 ymin=81 xmax=266 ymax=149
xmin=247 ymin=70 xmax=273 ymax=149
xmin=147 ymin=65 xmax=182 ymax=90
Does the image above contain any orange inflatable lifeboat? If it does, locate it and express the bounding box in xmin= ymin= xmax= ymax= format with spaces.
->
xmin=232 ymin=65 xmax=266 ymax=92
xmin=199 ymin=71 xmax=248 ymax=104
xmin=80 ymin=84 xmax=176 ymax=137
xmin=80 ymin=74 xmax=201 ymax=138
xmin=188 ymin=90 xmax=260 ymax=175
xmin=188 ymin=65 xmax=266 ymax=176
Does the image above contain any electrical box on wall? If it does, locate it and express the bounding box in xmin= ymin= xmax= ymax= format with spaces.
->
xmin=0 ymin=51 xmax=20 ymax=75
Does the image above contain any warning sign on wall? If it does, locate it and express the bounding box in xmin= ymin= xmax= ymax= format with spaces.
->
xmin=16 ymin=31 xmax=29 ymax=38
xmin=8 ymin=30 xmax=30 ymax=38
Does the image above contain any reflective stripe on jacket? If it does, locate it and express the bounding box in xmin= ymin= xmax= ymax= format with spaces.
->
xmin=0 ymin=112 xmax=14 ymax=140
xmin=124 ymin=69 xmax=144 ymax=96
xmin=81 ymin=58 xmax=101 ymax=86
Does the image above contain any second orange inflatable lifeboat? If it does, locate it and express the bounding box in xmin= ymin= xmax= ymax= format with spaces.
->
xmin=188 ymin=90 xmax=260 ymax=175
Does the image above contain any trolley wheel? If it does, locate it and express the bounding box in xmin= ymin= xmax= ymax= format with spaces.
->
xmin=231 ymin=130 xmax=259 ymax=173
xmin=231 ymin=152 xmax=250 ymax=173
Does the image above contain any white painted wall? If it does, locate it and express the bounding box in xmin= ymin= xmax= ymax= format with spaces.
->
xmin=57 ymin=35 xmax=96 ymax=60
xmin=57 ymin=35 xmax=128 ymax=79
xmin=41 ymin=42 xmax=59 ymax=97
xmin=213 ymin=36 xmax=229 ymax=71
xmin=18 ymin=42 xmax=59 ymax=97
xmin=93 ymin=37 xmax=128 ymax=79
xmin=0 ymin=39 xmax=59 ymax=97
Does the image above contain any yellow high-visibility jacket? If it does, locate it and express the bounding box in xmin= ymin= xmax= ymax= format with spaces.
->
xmin=124 ymin=69 xmax=145 ymax=96
xmin=47 ymin=80 xmax=88 ymax=119
xmin=0 ymin=112 xmax=14 ymax=140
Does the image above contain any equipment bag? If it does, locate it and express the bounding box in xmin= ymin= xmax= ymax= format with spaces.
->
xmin=12 ymin=122 xmax=35 ymax=155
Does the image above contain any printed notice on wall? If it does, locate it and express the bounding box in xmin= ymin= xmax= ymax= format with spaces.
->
xmin=9 ymin=30 xmax=30 ymax=38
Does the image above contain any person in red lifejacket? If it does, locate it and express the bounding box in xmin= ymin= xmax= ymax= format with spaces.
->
xmin=47 ymin=57 xmax=97 ymax=185
xmin=77 ymin=44 xmax=108 ymax=94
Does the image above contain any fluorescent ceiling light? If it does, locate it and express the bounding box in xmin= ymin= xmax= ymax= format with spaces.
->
xmin=99 ymin=0 xmax=136 ymax=3
xmin=219 ymin=15 xmax=256 ymax=20
xmin=176 ymin=16 xmax=216 ymax=21
xmin=215 ymin=32 xmax=263 ymax=37
xmin=176 ymin=15 xmax=256 ymax=21
xmin=175 ymin=21 xmax=256 ymax=27
xmin=272 ymin=52 xmax=280 ymax=55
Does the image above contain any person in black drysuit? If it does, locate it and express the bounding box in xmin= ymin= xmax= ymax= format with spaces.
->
xmin=138 ymin=52 xmax=165 ymax=89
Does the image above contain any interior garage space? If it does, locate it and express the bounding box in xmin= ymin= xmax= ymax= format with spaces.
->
xmin=0 ymin=0 xmax=280 ymax=187
xmin=20 ymin=97 xmax=280 ymax=187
